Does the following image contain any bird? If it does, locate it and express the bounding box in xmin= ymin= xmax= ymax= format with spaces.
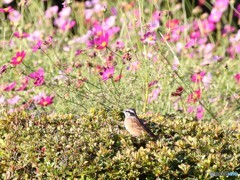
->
xmin=123 ymin=108 xmax=157 ymax=138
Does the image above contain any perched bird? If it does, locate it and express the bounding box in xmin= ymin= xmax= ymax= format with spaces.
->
xmin=123 ymin=108 xmax=157 ymax=138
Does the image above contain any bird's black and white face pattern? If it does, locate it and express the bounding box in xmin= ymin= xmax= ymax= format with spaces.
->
xmin=123 ymin=108 xmax=137 ymax=118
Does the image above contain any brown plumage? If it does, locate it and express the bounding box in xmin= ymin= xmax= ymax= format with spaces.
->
xmin=123 ymin=109 xmax=157 ymax=138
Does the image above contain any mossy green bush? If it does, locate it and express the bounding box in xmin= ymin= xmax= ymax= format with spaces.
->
xmin=0 ymin=110 xmax=239 ymax=179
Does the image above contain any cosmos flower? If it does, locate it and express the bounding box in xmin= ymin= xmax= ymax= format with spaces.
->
xmin=148 ymin=87 xmax=161 ymax=103
xmin=61 ymin=20 xmax=76 ymax=31
xmin=8 ymin=10 xmax=21 ymax=23
xmin=196 ymin=105 xmax=204 ymax=120
xmin=29 ymin=68 xmax=45 ymax=86
xmin=0 ymin=6 xmax=13 ymax=13
xmin=141 ymin=32 xmax=156 ymax=45
xmin=39 ymin=96 xmax=54 ymax=106
xmin=92 ymin=24 xmax=103 ymax=37
xmin=94 ymin=33 xmax=109 ymax=50
xmin=127 ymin=61 xmax=140 ymax=72
xmin=187 ymin=89 xmax=201 ymax=103
xmin=13 ymin=32 xmax=29 ymax=38
xmin=4 ymin=81 xmax=16 ymax=91
xmin=11 ymin=51 xmax=26 ymax=65
xmin=7 ymin=95 xmax=20 ymax=105
xmin=234 ymin=73 xmax=240 ymax=84
xmin=191 ymin=71 xmax=206 ymax=83
xmin=208 ymin=8 xmax=223 ymax=23
xmin=100 ymin=66 xmax=114 ymax=81
xmin=32 ymin=40 xmax=42 ymax=52
xmin=45 ymin=5 xmax=58 ymax=18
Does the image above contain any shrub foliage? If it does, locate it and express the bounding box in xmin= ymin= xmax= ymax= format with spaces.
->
xmin=0 ymin=110 xmax=239 ymax=179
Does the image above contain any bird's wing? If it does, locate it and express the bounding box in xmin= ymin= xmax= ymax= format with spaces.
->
xmin=138 ymin=118 xmax=156 ymax=138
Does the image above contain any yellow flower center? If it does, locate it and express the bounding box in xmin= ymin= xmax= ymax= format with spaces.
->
xmin=17 ymin=57 xmax=22 ymax=62
xmin=148 ymin=36 xmax=153 ymax=41
xmin=43 ymin=101 xmax=48 ymax=106
xmin=101 ymin=42 xmax=107 ymax=47
xmin=97 ymin=31 xmax=102 ymax=36
xmin=196 ymin=74 xmax=202 ymax=80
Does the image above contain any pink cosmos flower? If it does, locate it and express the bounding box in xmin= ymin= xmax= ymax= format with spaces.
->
xmin=166 ymin=19 xmax=179 ymax=29
xmin=116 ymin=41 xmax=124 ymax=49
xmin=3 ymin=0 xmax=14 ymax=4
xmin=100 ymin=66 xmax=114 ymax=81
xmin=128 ymin=61 xmax=140 ymax=72
xmin=7 ymin=95 xmax=20 ymax=105
xmin=202 ymin=72 xmax=212 ymax=88
xmin=187 ymin=106 xmax=194 ymax=113
xmin=32 ymin=40 xmax=42 ymax=52
xmin=11 ymin=50 xmax=26 ymax=65
xmin=191 ymin=71 xmax=206 ymax=83
xmin=4 ymin=81 xmax=16 ymax=91
xmin=27 ymin=31 xmax=42 ymax=42
xmin=29 ymin=68 xmax=45 ymax=86
xmin=141 ymin=32 xmax=156 ymax=45
xmin=196 ymin=105 xmax=204 ymax=120
xmin=59 ymin=7 xmax=71 ymax=18
xmin=234 ymin=73 xmax=240 ymax=84
xmin=208 ymin=8 xmax=223 ymax=23
xmin=152 ymin=10 xmax=161 ymax=21
xmin=148 ymin=87 xmax=161 ymax=103
xmin=39 ymin=96 xmax=54 ymax=106
xmin=94 ymin=33 xmax=109 ymax=50
xmin=45 ymin=5 xmax=58 ymax=18
xmin=60 ymin=20 xmax=76 ymax=31
xmin=13 ymin=32 xmax=29 ymax=39
xmin=92 ymin=24 xmax=103 ymax=37
xmin=201 ymin=19 xmax=216 ymax=34
xmin=0 ymin=6 xmax=13 ymax=13
xmin=215 ymin=0 xmax=229 ymax=12
xmin=8 ymin=10 xmax=21 ymax=23
xmin=187 ymin=89 xmax=201 ymax=103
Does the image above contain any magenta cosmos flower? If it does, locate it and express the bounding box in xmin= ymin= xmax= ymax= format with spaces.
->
xmin=0 ymin=6 xmax=13 ymax=13
xmin=13 ymin=31 xmax=29 ymax=39
xmin=148 ymin=87 xmax=161 ymax=103
xmin=94 ymin=33 xmax=109 ymax=50
xmin=141 ymin=32 xmax=156 ymax=45
xmin=100 ymin=66 xmax=114 ymax=81
xmin=196 ymin=105 xmax=204 ymax=120
xmin=187 ymin=89 xmax=201 ymax=103
xmin=39 ymin=96 xmax=54 ymax=106
xmin=4 ymin=81 xmax=16 ymax=91
xmin=191 ymin=71 xmax=206 ymax=83
xmin=11 ymin=51 xmax=26 ymax=65
xmin=29 ymin=68 xmax=45 ymax=86
xmin=234 ymin=73 xmax=240 ymax=84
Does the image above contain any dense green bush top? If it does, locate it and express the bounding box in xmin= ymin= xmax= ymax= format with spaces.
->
xmin=0 ymin=110 xmax=239 ymax=179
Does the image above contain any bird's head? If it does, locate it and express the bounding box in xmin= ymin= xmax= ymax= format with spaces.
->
xmin=123 ymin=108 xmax=137 ymax=118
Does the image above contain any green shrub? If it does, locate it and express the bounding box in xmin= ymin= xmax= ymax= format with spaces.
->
xmin=0 ymin=110 xmax=239 ymax=179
